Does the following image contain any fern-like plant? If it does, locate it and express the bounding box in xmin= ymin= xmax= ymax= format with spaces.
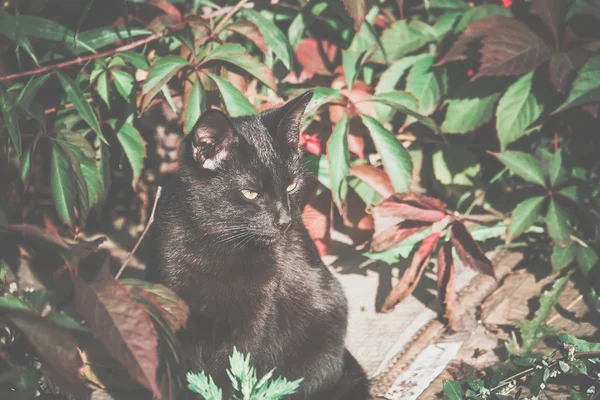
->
xmin=187 ymin=347 xmax=303 ymax=400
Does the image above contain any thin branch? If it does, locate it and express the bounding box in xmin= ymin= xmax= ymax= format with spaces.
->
xmin=213 ymin=0 xmax=249 ymax=34
xmin=115 ymin=186 xmax=162 ymax=280
xmin=0 ymin=32 xmax=163 ymax=82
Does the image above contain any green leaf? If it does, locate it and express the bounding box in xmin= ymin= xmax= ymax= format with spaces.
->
xmin=96 ymin=71 xmax=110 ymax=107
xmin=304 ymin=155 xmax=331 ymax=189
xmin=0 ymin=11 xmax=39 ymax=65
xmin=362 ymin=92 xmax=440 ymax=133
xmin=95 ymin=137 xmax=110 ymax=204
xmin=585 ymin=287 xmax=600 ymax=313
xmin=0 ymin=295 xmax=34 ymax=312
xmin=185 ymin=79 xmax=204 ymax=134
xmin=554 ymin=56 xmax=600 ymax=113
xmin=375 ymin=54 xmax=429 ymax=122
xmin=202 ymin=43 xmax=277 ymax=90
xmin=208 ymin=74 xmax=255 ymax=117
xmin=546 ymin=199 xmax=570 ymax=247
xmin=494 ymin=151 xmax=547 ymax=187
xmin=441 ymin=94 xmax=500 ymax=134
xmin=56 ymin=71 xmax=107 ymax=144
xmin=46 ymin=312 xmax=89 ymax=332
xmin=507 ymin=271 xmax=572 ymax=355
xmin=288 ymin=2 xmax=328 ymax=49
xmin=433 ymin=11 xmax=462 ymax=39
xmin=441 ymin=77 xmax=506 ymax=134
xmin=342 ymin=49 xmax=371 ymax=92
xmin=56 ymin=131 xmax=102 ymax=210
xmin=17 ymin=74 xmax=51 ymax=111
xmin=376 ymin=20 xmax=436 ymax=63
xmin=496 ymin=72 xmax=545 ymax=149
xmin=507 ymin=196 xmax=545 ymax=243
xmin=577 ymin=245 xmax=598 ymax=275
xmin=327 ymin=114 xmax=350 ymax=212
xmin=406 ymin=55 xmax=441 ymax=116
xmin=428 ymin=0 xmax=470 ymax=10
xmin=443 ymin=381 xmax=463 ymax=400
xmin=77 ymin=27 xmax=151 ymax=53
xmin=240 ymin=9 xmax=292 ymax=70
xmin=111 ymin=70 xmax=135 ymax=100
xmin=559 ymin=334 xmax=600 ymax=362
xmin=0 ymin=87 xmax=22 ymax=157
xmin=142 ymin=56 xmax=189 ymax=110
xmin=551 ymin=242 xmax=576 ymax=270
xmin=302 ymin=88 xmax=344 ymax=129
xmin=115 ymin=122 xmax=146 ymax=187
xmin=454 ymin=5 xmax=511 ymax=32
xmin=119 ymin=51 xmax=150 ymax=69
xmin=548 ymin=150 xmax=567 ymax=188
xmin=13 ymin=14 xmax=95 ymax=53
xmin=361 ymin=115 xmax=412 ymax=193
xmin=51 ymin=142 xmax=78 ymax=230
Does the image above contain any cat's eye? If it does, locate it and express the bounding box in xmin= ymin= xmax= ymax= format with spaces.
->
xmin=286 ymin=181 xmax=298 ymax=192
xmin=241 ymin=189 xmax=259 ymax=200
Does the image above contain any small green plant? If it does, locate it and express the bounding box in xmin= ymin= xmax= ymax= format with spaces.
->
xmin=187 ymin=347 xmax=302 ymax=400
xmin=443 ymin=334 xmax=600 ymax=399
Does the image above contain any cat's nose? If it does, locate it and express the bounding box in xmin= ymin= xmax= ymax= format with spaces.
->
xmin=274 ymin=213 xmax=292 ymax=231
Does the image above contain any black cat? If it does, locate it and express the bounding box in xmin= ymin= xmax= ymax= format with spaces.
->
xmin=149 ymin=91 xmax=370 ymax=399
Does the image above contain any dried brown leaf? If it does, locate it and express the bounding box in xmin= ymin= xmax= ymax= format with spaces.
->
xmin=9 ymin=314 xmax=89 ymax=398
xmin=381 ymin=232 xmax=441 ymax=312
xmin=75 ymin=279 xmax=160 ymax=398
xmin=474 ymin=18 xmax=553 ymax=79
xmin=350 ymin=164 xmax=395 ymax=199
xmin=437 ymin=241 xmax=457 ymax=329
xmin=373 ymin=192 xmax=448 ymax=222
xmin=450 ymin=221 xmax=496 ymax=278
xmin=369 ymin=220 xmax=430 ymax=252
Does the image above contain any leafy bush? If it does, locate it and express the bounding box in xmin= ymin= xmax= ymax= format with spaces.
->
xmin=1 ymin=0 xmax=600 ymax=398
xmin=187 ymin=347 xmax=302 ymax=400
xmin=444 ymin=333 xmax=600 ymax=399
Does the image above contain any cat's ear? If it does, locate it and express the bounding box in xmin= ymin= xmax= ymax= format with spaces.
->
xmin=262 ymin=90 xmax=314 ymax=149
xmin=191 ymin=109 xmax=238 ymax=170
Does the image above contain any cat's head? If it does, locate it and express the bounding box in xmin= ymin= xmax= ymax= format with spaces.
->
xmin=180 ymin=90 xmax=314 ymax=248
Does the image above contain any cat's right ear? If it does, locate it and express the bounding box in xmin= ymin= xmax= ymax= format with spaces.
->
xmin=190 ymin=109 xmax=238 ymax=170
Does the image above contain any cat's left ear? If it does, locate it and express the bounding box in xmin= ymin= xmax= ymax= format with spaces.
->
xmin=261 ymin=90 xmax=314 ymax=150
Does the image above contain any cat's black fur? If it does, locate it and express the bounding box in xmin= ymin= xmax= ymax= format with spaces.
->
xmin=149 ymin=91 xmax=370 ymax=399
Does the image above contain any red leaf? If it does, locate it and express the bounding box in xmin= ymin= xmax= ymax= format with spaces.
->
xmin=302 ymin=186 xmax=333 ymax=256
xmin=350 ymin=164 xmax=395 ymax=199
xmin=532 ymin=0 xmax=563 ymax=47
xmin=473 ymin=18 xmax=553 ymax=79
xmin=437 ymin=241 xmax=457 ymax=329
xmin=224 ymin=20 xmax=268 ymax=54
xmin=340 ymin=187 xmax=374 ymax=246
xmin=343 ymin=0 xmax=371 ymax=31
xmin=295 ymin=38 xmax=337 ymax=77
xmin=147 ymin=0 xmax=182 ymax=22
xmin=369 ymin=220 xmax=430 ymax=252
xmin=549 ymin=49 xmax=591 ymax=93
xmin=381 ymin=232 xmax=441 ymax=312
xmin=299 ymin=133 xmax=325 ymax=155
xmin=438 ymin=17 xmax=507 ymax=65
xmin=373 ymin=193 xmax=448 ymax=222
xmin=122 ymin=279 xmax=190 ymax=333
xmin=348 ymin=131 xmax=365 ymax=159
xmin=6 ymin=223 xmax=68 ymax=250
xmin=75 ymin=279 xmax=160 ymax=398
xmin=450 ymin=221 xmax=496 ymax=278
xmin=9 ymin=314 xmax=88 ymax=398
